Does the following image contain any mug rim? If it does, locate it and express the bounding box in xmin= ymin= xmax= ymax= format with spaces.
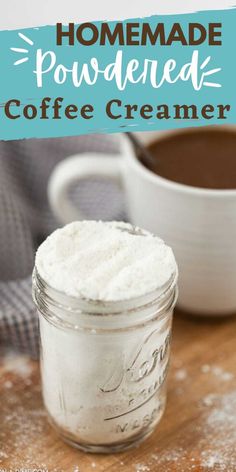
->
xmin=122 ymin=126 xmax=236 ymax=198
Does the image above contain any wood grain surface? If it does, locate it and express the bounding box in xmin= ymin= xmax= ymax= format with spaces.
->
xmin=1 ymin=311 xmax=236 ymax=472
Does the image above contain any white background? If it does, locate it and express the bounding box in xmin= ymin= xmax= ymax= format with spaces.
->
xmin=1 ymin=0 xmax=235 ymax=30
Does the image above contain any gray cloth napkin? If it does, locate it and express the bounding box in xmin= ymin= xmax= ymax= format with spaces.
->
xmin=0 ymin=134 xmax=126 ymax=358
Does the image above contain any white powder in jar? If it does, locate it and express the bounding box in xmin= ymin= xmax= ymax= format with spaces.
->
xmin=34 ymin=220 xmax=178 ymax=452
xmin=35 ymin=220 xmax=177 ymax=301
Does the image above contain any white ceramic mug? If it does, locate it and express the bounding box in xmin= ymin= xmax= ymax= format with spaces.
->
xmin=48 ymin=129 xmax=236 ymax=316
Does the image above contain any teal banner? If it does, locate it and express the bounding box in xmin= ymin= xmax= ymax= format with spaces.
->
xmin=0 ymin=8 xmax=235 ymax=139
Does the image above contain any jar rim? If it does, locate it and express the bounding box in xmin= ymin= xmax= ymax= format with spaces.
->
xmin=33 ymin=265 xmax=177 ymax=312
xmin=32 ymin=266 xmax=178 ymax=330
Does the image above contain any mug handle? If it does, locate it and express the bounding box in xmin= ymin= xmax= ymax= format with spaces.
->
xmin=48 ymin=153 xmax=123 ymax=224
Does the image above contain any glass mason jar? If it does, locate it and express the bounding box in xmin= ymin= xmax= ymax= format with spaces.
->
xmin=32 ymin=263 xmax=178 ymax=453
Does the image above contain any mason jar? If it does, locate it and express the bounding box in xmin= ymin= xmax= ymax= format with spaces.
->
xmin=32 ymin=259 xmax=178 ymax=453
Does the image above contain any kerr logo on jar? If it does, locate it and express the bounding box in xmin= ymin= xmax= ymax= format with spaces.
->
xmin=100 ymin=330 xmax=171 ymax=393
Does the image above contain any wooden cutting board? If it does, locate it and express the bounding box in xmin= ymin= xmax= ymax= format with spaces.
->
xmin=1 ymin=311 xmax=236 ymax=472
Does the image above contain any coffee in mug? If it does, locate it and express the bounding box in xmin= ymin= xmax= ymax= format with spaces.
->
xmin=145 ymin=127 xmax=236 ymax=189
